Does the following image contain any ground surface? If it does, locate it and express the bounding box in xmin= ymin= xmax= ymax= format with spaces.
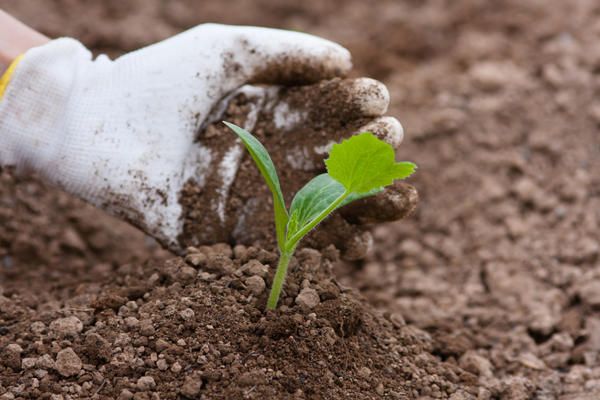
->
xmin=1 ymin=0 xmax=600 ymax=399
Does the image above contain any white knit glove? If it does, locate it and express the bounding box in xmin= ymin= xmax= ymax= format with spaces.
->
xmin=0 ymin=23 xmax=412 ymax=257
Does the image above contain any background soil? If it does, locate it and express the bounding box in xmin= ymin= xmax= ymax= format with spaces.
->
xmin=1 ymin=0 xmax=600 ymax=399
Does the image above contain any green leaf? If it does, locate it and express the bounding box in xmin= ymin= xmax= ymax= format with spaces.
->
xmin=287 ymin=174 xmax=379 ymax=240
xmin=223 ymin=121 xmax=288 ymax=248
xmin=325 ymin=132 xmax=416 ymax=194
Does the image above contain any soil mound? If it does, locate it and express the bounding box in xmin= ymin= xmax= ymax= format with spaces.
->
xmin=0 ymin=245 xmax=474 ymax=399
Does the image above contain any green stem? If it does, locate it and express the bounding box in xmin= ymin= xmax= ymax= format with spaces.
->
xmin=267 ymin=190 xmax=350 ymax=310
xmin=266 ymin=250 xmax=293 ymax=310
xmin=285 ymin=190 xmax=350 ymax=251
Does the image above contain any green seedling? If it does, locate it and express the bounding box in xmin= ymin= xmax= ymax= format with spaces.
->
xmin=224 ymin=121 xmax=416 ymax=310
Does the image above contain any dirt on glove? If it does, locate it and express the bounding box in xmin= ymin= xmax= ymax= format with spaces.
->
xmin=2 ymin=0 xmax=600 ymax=399
xmin=178 ymin=80 xmax=400 ymax=258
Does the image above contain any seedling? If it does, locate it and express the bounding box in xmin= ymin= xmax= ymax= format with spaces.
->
xmin=224 ymin=121 xmax=416 ymax=310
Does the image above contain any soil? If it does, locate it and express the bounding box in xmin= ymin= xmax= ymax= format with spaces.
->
xmin=2 ymin=0 xmax=600 ymax=399
xmin=0 ymin=244 xmax=473 ymax=399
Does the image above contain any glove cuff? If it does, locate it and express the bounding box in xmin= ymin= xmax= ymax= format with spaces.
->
xmin=0 ymin=54 xmax=24 ymax=99
xmin=0 ymin=38 xmax=93 ymax=172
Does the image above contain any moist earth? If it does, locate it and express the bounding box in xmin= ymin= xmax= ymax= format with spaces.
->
xmin=2 ymin=0 xmax=600 ymax=399
xmin=0 ymin=244 xmax=474 ymax=399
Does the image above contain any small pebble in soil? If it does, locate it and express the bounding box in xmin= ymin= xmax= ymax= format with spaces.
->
xmin=243 ymin=260 xmax=269 ymax=277
xmin=180 ymin=373 xmax=203 ymax=397
xmin=578 ymin=280 xmax=600 ymax=307
xmin=245 ymin=275 xmax=266 ymax=295
xmin=139 ymin=319 xmax=155 ymax=336
xmin=49 ymin=316 xmax=83 ymax=338
xmin=178 ymin=265 xmax=197 ymax=283
xmin=21 ymin=357 xmax=36 ymax=370
xmin=30 ymin=321 xmax=46 ymax=335
xmin=204 ymin=254 xmax=234 ymax=275
xmin=459 ymin=350 xmax=493 ymax=377
xmin=1 ymin=343 xmax=23 ymax=370
xmin=137 ymin=376 xmax=156 ymax=391
xmin=36 ymin=354 xmax=55 ymax=369
xmin=357 ymin=366 xmax=372 ymax=378
xmin=118 ymin=389 xmax=134 ymax=400
xmin=124 ymin=317 xmax=140 ymax=330
xmin=156 ymin=359 xmax=168 ymax=371
xmin=185 ymin=252 xmax=207 ymax=267
xmin=55 ymin=348 xmax=83 ymax=377
xmin=171 ymin=362 xmax=182 ymax=373
xmin=295 ymin=287 xmax=320 ymax=309
xmin=155 ymin=338 xmax=170 ymax=352
xmin=180 ymin=308 xmax=195 ymax=320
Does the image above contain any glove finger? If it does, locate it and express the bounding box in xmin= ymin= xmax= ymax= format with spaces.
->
xmin=355 ymin=116 xmax=404 ymax=149
xmin=340 ymin=181 xmax=418 ymax=225
xmin=253 ymin=78 xmax=396 ymax=172
xmin=271 ymin=78 xmax=390 ymax=125
xmin=305 ymin=214 xmax=374 ymax=261
xmin=228 ymin=25 xmax=352 ymax=84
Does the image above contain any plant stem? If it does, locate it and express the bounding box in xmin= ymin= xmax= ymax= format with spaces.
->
xmin=267 ymin=190 xmax=350 ymax=310
xmin=266 ymin=250 xmax=293 ymax=310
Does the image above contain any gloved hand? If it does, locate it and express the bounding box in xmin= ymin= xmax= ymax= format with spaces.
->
xmin=0 ymin=23 xmax=416 ymax=257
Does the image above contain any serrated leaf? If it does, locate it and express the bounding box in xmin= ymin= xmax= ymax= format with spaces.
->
xmin=287 ymin=173 xmax=380 ymax=240
xmin=325 ymin=132 xmax=416 ymax=194
xmin=223 ymin=121 xmax=288 ymax=247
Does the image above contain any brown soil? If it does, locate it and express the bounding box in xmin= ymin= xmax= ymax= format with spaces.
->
xmin=2 ymin=0 xmax=600 ymax=399
xmin=0 ymin=244 xmax=473 ymax=399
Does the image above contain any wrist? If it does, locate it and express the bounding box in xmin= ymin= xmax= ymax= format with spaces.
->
xmin=0 ymin=10 xmax=50 ymax=72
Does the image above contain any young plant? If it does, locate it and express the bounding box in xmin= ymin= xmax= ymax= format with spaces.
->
xmin=224 ymin=121 xmax=416 ymax=310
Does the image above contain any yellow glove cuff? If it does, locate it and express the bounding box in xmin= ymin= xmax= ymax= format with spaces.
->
xmin=0 ymin=55 xmax=24 ymax=99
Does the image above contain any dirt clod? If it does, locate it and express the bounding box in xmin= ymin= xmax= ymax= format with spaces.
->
xmin=49 ymin=316 xmax=83 ymax=338
xmin=137 ymin=376 xmax=157 ymax=391
xmin=181 ymin=373 xmax=203 ymax=397
xmin=245 ymin=275 xmax=266 ymax=295
xmin=55 ymin=348 xmax=82 ymax=377
xmin=295 ymin=287 xmax=320 ymax=309
xmin=1 ymin=344 xmax=23 ymax=370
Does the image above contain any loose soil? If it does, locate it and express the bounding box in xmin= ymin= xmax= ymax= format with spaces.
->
xmin=0 ymin=244 xmax=473 ymax=399
xmin=2 ymin=0 xmax=600 ymax=399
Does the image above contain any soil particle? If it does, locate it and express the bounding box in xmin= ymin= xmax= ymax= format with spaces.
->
xmin=180 ymin=372 xmax=203 ymax=397
xmin=49 ymin=316 xmax=83 ymax=338
xmin=184 ymin=251 xmax=207 ymax=267
xmin=242 ymin=259 xmax=269 ymax=277
xmin=245 ymin=275 xmax=266 ymax=295
xmin=83 ymin=332 xmax=112 ymax=363
xmin=295 ymin=287 xmax=320 ymax=309
xmin=137 ymin=375 xmax=157 ymax=391
xmin=578 ymin=280 xmax=600 ymax=308
xmin=55 ymin=348 xmax=82 ymax=377
xmin=1 ymin=344 xmax=22 ymax=370
xmin=35 ymin=354 xmax=55 ymax=370
xmin=139 ymin=319 xmax=156 ymax=336
xmin=459 ymin=351 xmax=493 ymax=378
xmin=119 ymin=389 xmax=135 ymax=400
